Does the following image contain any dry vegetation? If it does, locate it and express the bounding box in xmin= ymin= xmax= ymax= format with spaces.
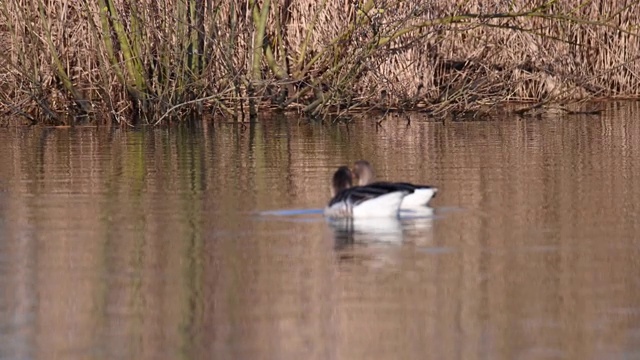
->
xmin=0 ymin=0 xmax=639 ymax=125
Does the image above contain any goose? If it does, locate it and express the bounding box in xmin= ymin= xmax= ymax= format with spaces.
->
xmin=352 ymin=160 xmax=437 ymax=209
xmin=324 ymin=166 xmax=412 ymax=218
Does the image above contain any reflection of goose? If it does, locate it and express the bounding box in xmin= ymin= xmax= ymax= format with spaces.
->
xmin=329 ymin=216 xmax=405 ymax=247
xmin=352 ymin=160 xmax=438 ymax=209
xmin=400 ymin=207 xmax=435 ymax=244
xmin=400 ymin=206 xmax=435 ymax=219
xmin=324 ymin=166 xmax=411 ymax=218
xmin=329 ymin=209 xmax=435 ymax=248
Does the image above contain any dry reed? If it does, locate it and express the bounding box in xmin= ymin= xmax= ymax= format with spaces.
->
xmin=0 ymin=0 xmax=639 ymax=125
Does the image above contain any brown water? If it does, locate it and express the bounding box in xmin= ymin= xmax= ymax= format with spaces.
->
xmin=1 ymin=104 xmax=640 ymax=360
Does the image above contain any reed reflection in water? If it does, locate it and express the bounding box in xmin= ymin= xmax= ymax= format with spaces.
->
xmin=1 ymin=104 xmax=640 ymax=359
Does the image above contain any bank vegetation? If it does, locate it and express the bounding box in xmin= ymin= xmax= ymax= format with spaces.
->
xmin=0 ymin=0 xmax=639 ymax=125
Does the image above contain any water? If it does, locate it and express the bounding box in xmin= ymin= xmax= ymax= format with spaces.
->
xmin=1 ymin=103 xmax=640 ymax=359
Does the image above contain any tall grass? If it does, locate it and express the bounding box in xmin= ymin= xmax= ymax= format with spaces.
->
xmin=0 ymin=0 xmax=639 ymax=125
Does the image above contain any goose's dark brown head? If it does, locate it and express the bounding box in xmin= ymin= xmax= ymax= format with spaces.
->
xmin=352 ymin=160 xmax=375 ymax=186
xmin=331 ymin=166 xmax=353 ymax=196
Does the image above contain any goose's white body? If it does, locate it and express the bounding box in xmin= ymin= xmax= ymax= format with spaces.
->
xmin=399 ymin=187 xmax=438 ymax=209
xmin=324 ymin=190 xmax=408 ymax=218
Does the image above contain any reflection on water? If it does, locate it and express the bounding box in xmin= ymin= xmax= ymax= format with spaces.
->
xmin=1 ymin=103 xmax=640 ymax=359
xmin=329 ymin=208 xmax=435 ymax=248
xmin=331 ymin=216 xmax=406 ymax=246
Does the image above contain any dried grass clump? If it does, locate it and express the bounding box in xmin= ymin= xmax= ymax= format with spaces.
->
xmin=0 ymin=0 xmax=639 ymax=125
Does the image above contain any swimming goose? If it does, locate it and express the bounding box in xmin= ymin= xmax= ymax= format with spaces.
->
xmin=352 ymin=160 xmax=437 ymax=209
xmin=324 ymin=166 xmax=412 ymax=218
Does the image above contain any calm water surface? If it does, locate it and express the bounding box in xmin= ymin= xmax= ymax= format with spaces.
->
xmin=1 ymin=104 xmax=640 ymax=359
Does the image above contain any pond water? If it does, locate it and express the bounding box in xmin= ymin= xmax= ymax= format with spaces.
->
xmin=1 ymin=104 xmax=640 ymax=359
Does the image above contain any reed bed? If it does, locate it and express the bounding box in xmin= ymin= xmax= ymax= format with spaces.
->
xmin=0 ymin=0 xmax=639 ymax=125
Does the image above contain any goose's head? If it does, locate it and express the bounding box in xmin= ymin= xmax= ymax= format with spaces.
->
xmin=352 ymin=160 xmax=375 ymax=186
xmin=331 ymin=166 xmax=353 ymax=196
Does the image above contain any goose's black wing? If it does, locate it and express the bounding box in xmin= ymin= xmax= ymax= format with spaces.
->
xmin=327 ymin=184 xmax=414 ymax=207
